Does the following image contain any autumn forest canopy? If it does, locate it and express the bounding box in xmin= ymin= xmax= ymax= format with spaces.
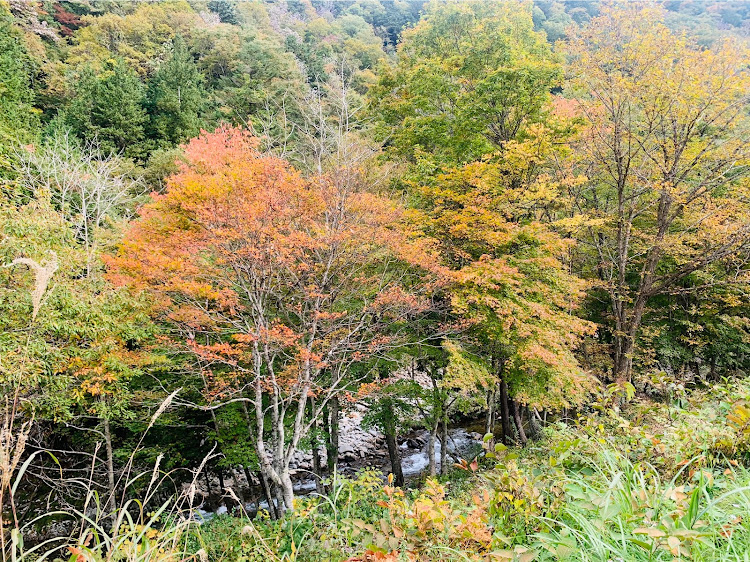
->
xmin=3 ymin=1 xmax=750 ymax=561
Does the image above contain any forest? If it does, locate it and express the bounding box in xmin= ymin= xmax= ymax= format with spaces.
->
xmin=2 ymin=0 xmax=750 ymax=560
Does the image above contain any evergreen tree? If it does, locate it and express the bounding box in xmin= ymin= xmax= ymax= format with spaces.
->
xmin=64 ymin=60 xmax=147 ymax=159
xmin=0 ymin=8 xmax=39 ymax=171
xmin=146 ymin=36 xmax=206 ymax=147
xmin=207 ymin=0 xmax=241 ymax=25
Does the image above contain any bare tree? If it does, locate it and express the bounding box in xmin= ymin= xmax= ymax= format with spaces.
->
xmin=15 ymin=130 xmax=145 ymax=277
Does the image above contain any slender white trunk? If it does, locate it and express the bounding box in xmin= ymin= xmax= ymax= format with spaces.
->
xmin=428 ymin=418 xmax=438 ymax=477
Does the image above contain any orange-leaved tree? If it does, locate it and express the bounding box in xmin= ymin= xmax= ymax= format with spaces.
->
xmin=108 ymin=126 xmax=431 ymax=512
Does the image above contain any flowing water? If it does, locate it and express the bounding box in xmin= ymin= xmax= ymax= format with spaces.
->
xmin=193 ymin=424 xmax=484 ymax=521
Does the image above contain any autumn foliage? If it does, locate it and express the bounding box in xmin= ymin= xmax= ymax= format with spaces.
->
xmin=111 ymin=125 xmax=427 ymax=371
xmin=8 ymin=2 xmax=750 ymax=558
xmin=108 ymin=125 xmax=432 ymax=509
xmin=410 ymin=133 xmax=597 ymax=410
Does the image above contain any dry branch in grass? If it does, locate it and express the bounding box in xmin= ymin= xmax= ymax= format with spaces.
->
xmin=2 ymin=252 xmax=58 ymax=321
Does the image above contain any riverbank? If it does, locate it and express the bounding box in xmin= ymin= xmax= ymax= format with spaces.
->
xmin=194 ymin=422 xmax=485 ymax=518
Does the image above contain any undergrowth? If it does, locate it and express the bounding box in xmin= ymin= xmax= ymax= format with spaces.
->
xmin=8 ymin=380 xmax=750 ymax=561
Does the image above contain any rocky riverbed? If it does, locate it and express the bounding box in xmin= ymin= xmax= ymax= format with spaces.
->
xmin=193 ymin=405 xmax=485 ymax=519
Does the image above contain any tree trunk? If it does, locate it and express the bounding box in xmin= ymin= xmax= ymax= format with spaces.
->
xmin=233 ymin=469 xmax=247 ymax=506
xmin=322 ymin=401 xmax=330 ymax=469
xmin=240 ymin=401 xmax=279 ymax=519
xmin=217 ymin=468 xmax=227 ymax=507
xmin=242 ymin=466 xmax=254 ymax=488
xmin=439 ymin=413 xmax=448 ymax=475
xmin=510 ymin=400 xmax=527 ymax=446
xmin=311 ymin=445 xmax=325 ymax=494
xmin=326 ymin=396 xmax=340 ymax=473
xmin=275 ymin=480 xmax=285 ymax=517
xmin=309 ymin=396 xmax=326 ymax=494
xmin=527 ymin=407 xmax=542 ymax=441
xmin=498 ymin=376 xmax=512 ymax=445
xmin=427 ymin=418 xmax=438 ymax=476
xmin=612 ymin=284 xmax=651 ymax=384
xmin=257 ymin=471 xmax=278 ymax=519
xmin=204 ymin=468 xmax=212 ymax=498
xmin=691 ymin=361 xmax=701 ymax=383
xmin=384 ymin=428 xmax=404 ymax=487
xmin=207 ymin=408 xmax=229 ymax=507
xmin=253 ymin=383 xmax=310 ymax=519
xmin=279 ymin=471 xmax=294 ymax=513
xmin=613 ymin=332 xmax=635 ymax=383
xmin=485 ymin=384 xmax=496 ymax=436
xmin=242 ymin=466 xmax=255 ymax=499
xmin=103 ymin=417 xmax=116 ymax=521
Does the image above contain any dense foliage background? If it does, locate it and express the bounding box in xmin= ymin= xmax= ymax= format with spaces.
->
xmin=2 ymin=1 xmax=750 ymax=560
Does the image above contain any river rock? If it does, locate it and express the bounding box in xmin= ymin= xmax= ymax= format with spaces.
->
xmin=285 ymin=369 xmax=482 ymax=479
xmin=406 ymin=438 xmax=422 ymax=449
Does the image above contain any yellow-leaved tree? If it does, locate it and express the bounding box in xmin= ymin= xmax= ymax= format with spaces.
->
xmin=565 ymin=5 xmax=750 ymax=383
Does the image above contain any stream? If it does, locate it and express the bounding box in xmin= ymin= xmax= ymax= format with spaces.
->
xmin=194 ymin=425 xmax=485 ymax=521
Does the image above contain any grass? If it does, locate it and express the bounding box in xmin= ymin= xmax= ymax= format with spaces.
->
xmin=534 ymin=451 xmax=750 ymax=561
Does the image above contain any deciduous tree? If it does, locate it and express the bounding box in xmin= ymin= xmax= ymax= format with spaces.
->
xmin=565 ymin=5 xmax=750 ymax=382
xmin=109 ymin=126 xmax=431 ymax=511
xmin=0 ymin=188 xmax=153 ymax=519
xmin=411 ymin=126 xmax=597 ymax=441
xmin=370 ymin=0 xmax=561 ymax=165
